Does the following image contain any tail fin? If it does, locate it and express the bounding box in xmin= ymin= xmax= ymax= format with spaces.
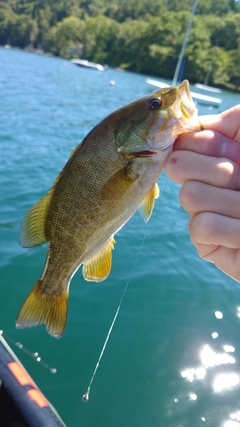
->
xmin=16 ymin=281 xmax=68 ymax=338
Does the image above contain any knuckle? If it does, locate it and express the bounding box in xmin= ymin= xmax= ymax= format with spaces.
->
xmin=189 ymin=212 xmax=217 ymax=244
xmin=179 ymin=181 xmax=198 ymax=213
xmin=217 ymin=161 xmax=240 ymax=190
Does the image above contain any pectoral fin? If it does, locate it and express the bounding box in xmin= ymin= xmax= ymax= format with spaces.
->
xmin=19 ymin=190 xmax=53 ymax=248
xmin=138 ymin=183 xmax=159 ymax=223
xmin=83 ymin=238 xmax=115 ymax=282
xmin=102 ymin=162 xmax=139 ymax=199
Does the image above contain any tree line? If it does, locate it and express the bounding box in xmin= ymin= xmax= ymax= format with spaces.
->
xmin=1 ymin=0 xmax=240 ymax=90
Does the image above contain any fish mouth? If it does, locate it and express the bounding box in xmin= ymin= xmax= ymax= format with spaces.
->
xmin=130 ymin=143 xmax=171 ymax=157
xmin=130 ymin=150 xmax=157 ymax=158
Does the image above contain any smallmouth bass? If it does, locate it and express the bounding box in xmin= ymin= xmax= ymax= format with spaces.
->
xmin=17 ymin=80 xmax=200 ymax=337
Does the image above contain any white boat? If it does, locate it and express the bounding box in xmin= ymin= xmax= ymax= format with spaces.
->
xmin=146 ymin=78 xmax=222 ymax=106
xmin=195 ymin=83 xmax=222 ymax=93
xmin=146 ymin=0 xmax=222 ymax=106
xmin=71 ymin=59 xmax=107 ymax=71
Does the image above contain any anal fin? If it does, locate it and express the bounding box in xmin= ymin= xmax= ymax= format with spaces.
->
xmin=83 ymin=238 xmax=115 ymax=282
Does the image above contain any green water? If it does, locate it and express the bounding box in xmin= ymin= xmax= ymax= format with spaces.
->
xmin=1 ymin=47 xmax=240 ymax=427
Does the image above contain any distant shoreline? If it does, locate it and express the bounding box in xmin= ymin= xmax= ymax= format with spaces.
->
xmin=1 ymin=44 xmax=239 ymax=94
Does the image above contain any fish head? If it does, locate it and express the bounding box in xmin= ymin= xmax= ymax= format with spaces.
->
xmin=117 ymin=80 xmax=201 ymax=158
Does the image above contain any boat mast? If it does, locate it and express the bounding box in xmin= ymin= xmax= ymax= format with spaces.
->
xmin=172 ymin=0 xmax=199 ymax=86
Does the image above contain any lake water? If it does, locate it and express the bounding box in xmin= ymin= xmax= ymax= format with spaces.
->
xmin=1 ymin=47 xmax=240 ymax=427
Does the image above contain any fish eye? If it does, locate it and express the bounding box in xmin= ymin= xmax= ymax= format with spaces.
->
xmin=147 ymin=98 xmax=162 ymax=110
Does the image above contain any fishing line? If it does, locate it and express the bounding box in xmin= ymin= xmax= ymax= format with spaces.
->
xmin=82 ymin=233 xmax=147 ymax=402
xmin=1 ymin=330 xmax=57 ymax=374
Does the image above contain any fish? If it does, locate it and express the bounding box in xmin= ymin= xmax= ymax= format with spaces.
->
xmin=16 ymin=80 xmax=200 ymax=338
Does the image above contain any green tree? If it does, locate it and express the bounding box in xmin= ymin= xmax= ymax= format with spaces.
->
xmin=211 ymin=47 xmax=233 ymax=88
xmin=184 ymin=16 xmax=212 ymax=82
xmin=10 ymin=14 xmax=38 ymax=47
xmin=229 ymin=38 xmax=240 ymax=87
xmin=83 ymin=15 xmax=119 ymax=63
xmin=197 ymin=0 xmax=231 ymax=16
xmin=1 ymin=0 xmax=240 ymax=90
xmin=211 ymin=13 xmax=240 ymax=50
xmin=107 ymin=19 xmax=149 ymax=71
xmin=34 ymin=4 xmax=52 ymax=45
xmin=143 ymin=12 xmax=193 ymax=77
xmin=45 ymin=16 xmax=85 ymax=56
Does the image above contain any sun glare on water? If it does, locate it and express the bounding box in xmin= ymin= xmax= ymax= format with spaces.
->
xmin=178 ymin=309 xmax=240 ymax=426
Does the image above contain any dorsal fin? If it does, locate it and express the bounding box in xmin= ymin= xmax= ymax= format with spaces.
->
xmin=138 ymin=183 xmax=159 ymax=223
xmin=19 ymin=190 xmax=53 ymax=248
xmin=83 ymin=238 xmax=115 ymax=282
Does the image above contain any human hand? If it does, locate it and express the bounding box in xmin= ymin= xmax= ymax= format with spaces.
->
xmin=165 ymin=105 xmax=240 ymax=281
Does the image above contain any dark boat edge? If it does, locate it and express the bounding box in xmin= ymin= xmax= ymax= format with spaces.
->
xmin=0 ymin=331 xmax=66 ymax=427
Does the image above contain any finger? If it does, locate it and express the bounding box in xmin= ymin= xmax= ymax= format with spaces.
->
xmin=174 ymin=130 xmax=240 ymax=163
xmin=192 ymin=243 xmax=240 ymax=283
xmin=165 ymin=150 xmax=240 ymax=189
xmin=189 ymin=212 xmax=240 ymax=250
xmin=200 ymin=105 xmax=240 ymax=143
xmin=179 ymin=181 xmax=240 ymax=219
xmin=189 ymin=213 xmax=240 ymax=280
